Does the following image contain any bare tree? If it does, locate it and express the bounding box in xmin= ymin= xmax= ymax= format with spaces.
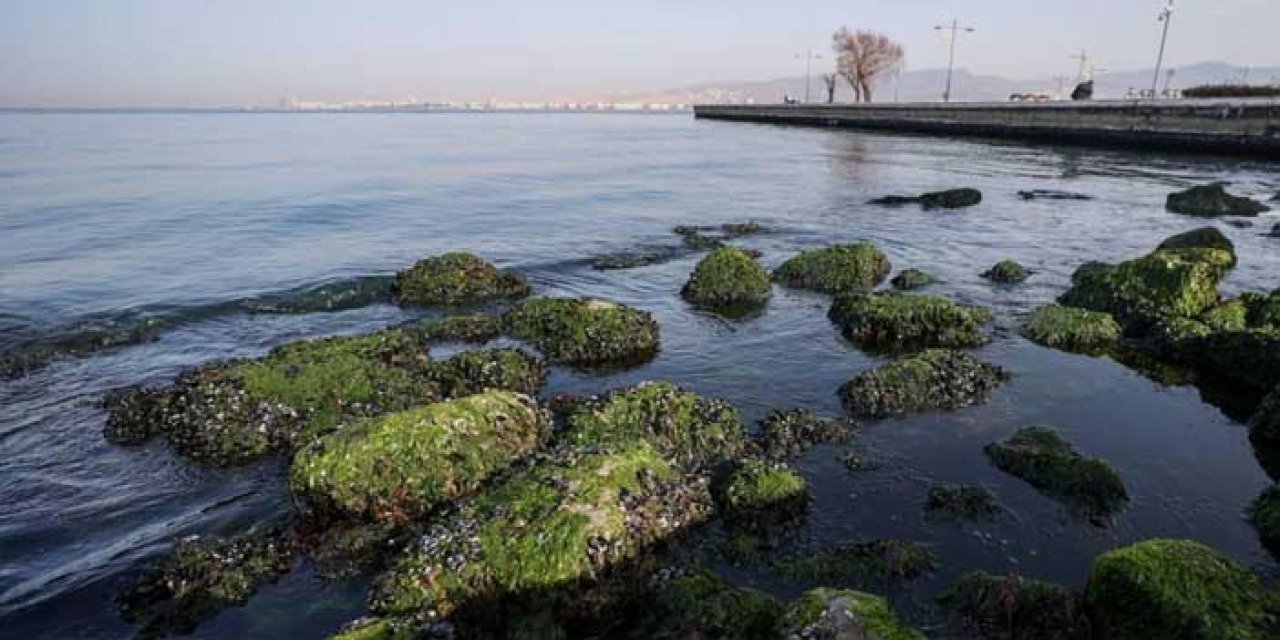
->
xmin=821 ymin=73 xmax=838 ymax=103
xmin=832 ymin=28 xmax=905 ymax=103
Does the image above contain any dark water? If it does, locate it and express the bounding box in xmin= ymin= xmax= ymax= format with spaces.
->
xmin=2 ymin=111 xmax=1279 ymax=638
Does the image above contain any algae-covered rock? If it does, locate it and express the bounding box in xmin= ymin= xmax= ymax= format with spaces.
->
xmin=1166 ymin=184 xmax=1270 ymax=217
xmin=773 ymin=243 xmax=892 ymax=294
xmin=591 ymin=246 xmax=679 ymax=271
xmin=1250 ymin=390 xmax=1280 ymax=473
xmin=985 ymin=427 xmax=1127 ymax=521
xmin=1022 ymin=304 xmax=1122 ymax=353
xmin=117 ymin=527 xmax=296 ymax=637
xmin=891 ymin=268 xmax=935 ymax=291
xmin=1085 ymin=539 xmax=1272 ymax=640
xmin=330 ymin=618 xmax=414 ymax=640
xmin=1157 ymin=226 xmax=1238 ymax=267
xmin=391 ymin=252 xmax=529 ymax=307
xmin=920 ymin=188 xmax=983 ymax=209
xmin=718 ymin=460 xmax=808 ymax=527
xmin=939 ymin=571 xmax=1091 ymax=640
xmin=1058 ymin=245 xmax=1232 ymax=330
xmin=104 ymin=328 xmax=438 ymax=466
xmin=840 ymin=349 xmax=1007 ymax=418
xmin=926 ymin=485 xmax=1002 ymax=521
xmin=681 ymin=246 xmax=772 ymax=311
xmin=775 ymin=539 xmax=935 ymax=584
xmin=425 ymin=347 xmax=546 ymax=399
xmin=502 ymin=297 xmax=660 ymax=368
xmin=982 ymin=260 xmax=1032 ymax=284
xmin=781 ymin=588 xmax=925 ymax=640
xmin=1249 ymin=485 xmax=1280 ymax=555
xmin=1192 ymin=329 xmax=1280 ymax=392
xmin=829 ymin=292 xmax=992 ymax=353
xmin=290 ymin=391 xmax=549 ymax=524
xmin=403 ymin=314 xmax=502 ymax=344
xmin=1018 ymin=189 xmax=1092 ymax=201
xmin=368 ymin=444 xmax=714 ymax=627
xmin=560 ymin=381 xmax=748 ymax=470
xmin=638 ymin=567 xmax=783 ymax=639
xmin=757 ymin=409 xmax=853 ymax=460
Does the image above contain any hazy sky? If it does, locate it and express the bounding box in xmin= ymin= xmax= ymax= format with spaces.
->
xmin=2 ymin=0 xmax=1277 ymax=106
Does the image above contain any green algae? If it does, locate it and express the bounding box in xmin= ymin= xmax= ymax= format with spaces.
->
xmin=1085 ymin=539 xmax=1272 ymax=640
xmin=403 ymin=314 xmax=502 ymax=344
xmin=1058 ymin=247 xmax=1232 ymax=330
xmin=775 ymin=539 xmax=935 ymax=584
xmin=828 ymin=292 xmax=992 ymax=353
xmin=1022 ymin=304 xmax=1122 ymax=353
xmin=681 ymin=245 xmax=772 ymax=312
xmin=890 ymin=268 xmax=935 ymax=291
xmin=718 ymin=460 xmax=808 ymax=526
xmin=391 ymin=252 xmax=529 ymax=307
xmin=982 ymin=260 xmax=1032 ymax=284
xmin=1158 ymin=226 xmax=1238 ymax=267
xmin=502 ymin=297 xmax=660 ymax=368
xmin=926 ymin=485 xmax=1002 ymax=521
xmin=773 ymin=243 xmax=892 ymax=294
xmin=425 ymin=347 xmax=546 ymax=399
xmin=290 ymin=391 xmax=549 ymax=524
xmin=781 ymin=588 xmax=925 ymax=640
xmin=757 ymin=409 xmax=852 ymax=460
xmin=840 ymin=349 xmax=1007 ymax=418
xmin=985 ymin=427 xmax=1127 ymax=521
xmin=639 ymin=568 xmax=783 ymax=639
xmin=939 ymin=571 xmax=1091 ymax=640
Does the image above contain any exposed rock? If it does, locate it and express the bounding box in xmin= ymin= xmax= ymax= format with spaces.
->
xmin=502 ymin=297 xmax=660 ymax=369
xmin=840 ymin=349 xmax=1007 ymax=418
xmin=925 ymin=485 xmax=1002 ymax=521
xmin=774 ymin=243 xmax=892 ymax=294
xmin=775 ymin=539 xmax=935 ymax=584
xmin=1166 ymin=183 xmax=1270 ymax=217
xmin=717 ymin=460 xmax=809 ymax=528
xmin=870 ymin=188 xmax=983 ymax=210
xmin=117 ymin=527 xmax=296 ymax=637
xmin=757 ymin=409 xmax=853 ymax=460
xmin=780 ymin=589 xmax=925 ymax=640
xmin=984 ymin=427 xmax=1127 ymax=522
xmin=890 ymin=268 xmax=935 ymax=291
xmin=391 ymin=252 xmax=529 ymax=307
xmin=290 ymin=391 xmax=549 ymax=524
xmin=1156 ymin=226 xmax=1238 ymax=267
xmin=1017 ymin=189 xmax=1093 ymax=201
xmin=636 ymin=567 xmax=783 ymax=639
xmin=1085 ymin=539 xmax=1273 ymax=640
xmin=982 ymin=260 xmax=1032 ymax=284
xmin=939 ymin=571 xmax=1091 ymax=640
xmin=681 ymin=245 xmax=772 ymax=312
xmin=828 ymin=293 xmax=992 ymax=353
xmin=1022 ymin=304 xmax=1122 ymax=353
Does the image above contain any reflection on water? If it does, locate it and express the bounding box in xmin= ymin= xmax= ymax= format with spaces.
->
xmin=1 ymin=111 xmax=1278 ymax=637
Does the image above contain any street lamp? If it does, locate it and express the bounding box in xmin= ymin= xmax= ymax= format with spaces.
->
xmin=934 ymin=19 xmax=975 ymax=103
xmin=795 ymin=50 xmax=823 ymax=103
xmin=1151 ymin=1 xmax=1175 ymax=99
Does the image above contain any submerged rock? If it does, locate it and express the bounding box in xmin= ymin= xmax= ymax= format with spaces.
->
xmin=984 ymin=427 xmax=1127 ymax=521
xmin=290 ymin=391 xmax=549 ymax=524
xmin=1085 ymin=539 xmax=1273 ymax=640
xmin=1156 ymin=226 xmax=1238 ymax=267
xmin=840 ymin=349 xmax=1007 ymax=418
xmin=717 ymin=460 xmax=809 ymax=527
xmin=775 ymin=539 xmax=935 ymax=584
xmin=117 ymin=527 xmax=296 ymax=637
xmin=681 ymin=245 xmax=772 ymax=312
xmin=870 ymin=188 xmax=983 ymax=210
xmin=560 ymin=381 xmax=748 ymax=470
xmin=1022 ymin=304 xmax=1122 ymax=353
xmin=1017 ymin=189 xmax=1093 ymax=201
xmin=925 ymin=485 xmax=1002 ymax=521
xmin=502 ymin=297 xmax=660 ymax=368
xmin=1190 ymin=328 xmax=1280 ymax=392
xmin=829 ymin=292 xmax=992 ymax=353
xmin=773 ymin=243 xmax=892 ymax=294
xmin=1166 ymin=183 xmax=1270 ymax=217
xmin=982 ymin=260 xmax=1032 ymax=284
xmin=591 ymin=246 xmax=679 ymax=271
xmin=890 ymin=268 xmax=935 ymax=291
xmin=780 ymin=589 xmax=925 ymax=640
xmin=636 ymin=567 xmax=783 ymax=639
xmin=368 ymin=444 xmax=714 ymax=629
xmin=757 ymin=409 xmax=853 ymax=460
xmin=939 ymin=571 xmax=1091 ymax=640
xmin=391 ymin=252 xmax=529 ymax=307
xmin=1249 ymin=485 xmax=1280 ymax=555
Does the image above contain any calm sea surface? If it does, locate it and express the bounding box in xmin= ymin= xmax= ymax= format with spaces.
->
xmin=2 ymin=112 xmax=1279 ymax=638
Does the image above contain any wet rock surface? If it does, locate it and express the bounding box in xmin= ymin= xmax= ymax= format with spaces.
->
xmin=1017 ymin=189 xmax=1092 ymax=201
xmin=1166 ymin=183 xmax=1270 ymax=217
xmin=681 ymin=245 xmax=772 ymax=313
xmin=869 ymin=188 xmax=983 ymax=210
xmin=391 ymin=252 xmax=529 ymax=307
xmin=502 ymin=297 xmax=660 ymax=369
xmin=939 ymin=571 xmax=1091 ymax=640
xmin=774 ymin=243 xmax=892 ymax=294
xmin=841 ymin=349 xmax=1007 ymax=418
xmin=780 ymin=588 xmax=925 ymax=640
xmin=985 ymin=427 xmax=1128 ymax=522
xmin=756 ymin=409 xmax=853 ymax=461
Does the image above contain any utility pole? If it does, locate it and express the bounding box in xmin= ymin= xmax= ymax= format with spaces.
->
xmin=795 ymin=50 xmax=823 ymax=103
xmin=935 ymin=19 xmax=975 ymax=103
xmin=1151 ymin=1 xmax=1175 ymax=99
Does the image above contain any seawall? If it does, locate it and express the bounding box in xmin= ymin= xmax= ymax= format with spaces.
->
xmin=693 ymin=99 xmax=1280 ymax=158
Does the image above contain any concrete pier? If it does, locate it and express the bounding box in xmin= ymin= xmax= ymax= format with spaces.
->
xmin=693 ymin=100 xmax=1280 ymax=158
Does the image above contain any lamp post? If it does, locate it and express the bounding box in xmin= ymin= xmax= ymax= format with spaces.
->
xmin=935 ymin=19 xmax=975 ymax=103
xmin=1151 ymin=1 xmax=1175 ymax=99
xmin=795 ymin=50 xmax=823 ymax=103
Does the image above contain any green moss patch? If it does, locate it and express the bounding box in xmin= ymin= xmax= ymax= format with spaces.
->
xmin=290 ymin=391 xmax=549 ymax=524
xmin=502 ymin=297 xmax=659 ymax=368
xmin=939 ymin=571 xmax=1091 ymax=640
xmin=781 ymin=589 xmax=925 ymax=640
xmin=681 ymin=246 xmax=772 ymax=312
xmin=985 ymin=427 xmax=1127 ymax=521
xmin=926 ymin=485 xmax=1002 ymax=521
xmin=1022 ymin=304 xmax=1122 ymax=353
xmin=1058 ymin=244 xmax=1232 ymax=330
xmin=757 ymin=409 xmax=852 ymax=460
xmin=391 ymin=252 xmax=529 ymax=307
xmin=773 ymin=243 xmax=892 ymax=294
xmin=775 ymin=539 xmax=935 ymax=584
xmin=718 ymin=460 xmax=808 ymax=527
xmin=1166 ymin=183 xmax=1270 ymax=217
xmin=982 ymin=260 xmax=1032 ymax=284
xmin=829 ymin=292 xmax=992 ymax=353
xmin=891 ymin=268 xmax=935 ymax=290
xmin=1085 ymin=539 xmax=1271 ymax=640
xmin=840 ymin=349 xmax=1007 ymax=418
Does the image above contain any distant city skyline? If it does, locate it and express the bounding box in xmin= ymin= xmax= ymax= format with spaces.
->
xmin=2 ymin=0 xmax=1278 ymax=107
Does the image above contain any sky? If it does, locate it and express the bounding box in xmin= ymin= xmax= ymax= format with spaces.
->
xmin=1 ymin=0 xmax=1277 ymax=107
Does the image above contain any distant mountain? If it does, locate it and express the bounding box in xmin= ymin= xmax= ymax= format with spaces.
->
xmin=609 ymin=61 xmax=1280 ymax=104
